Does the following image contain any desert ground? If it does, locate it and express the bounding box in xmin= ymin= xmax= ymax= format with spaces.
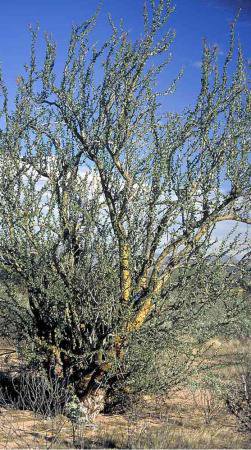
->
xmin=0 ymin=338 xmax=250 ymax=449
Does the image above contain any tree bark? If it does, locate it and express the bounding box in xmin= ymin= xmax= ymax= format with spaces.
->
xmin=78 ymin=387 xmax=106 ymax=422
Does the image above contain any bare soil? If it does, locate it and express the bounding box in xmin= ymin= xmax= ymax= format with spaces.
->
xmin=0 ymin=338 xmax=250 ymax=449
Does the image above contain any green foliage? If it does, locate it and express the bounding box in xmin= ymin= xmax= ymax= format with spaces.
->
xmin=65 ymin=395 xmax=82 ymax=423
xmin=224 ymin=351 xmax=251 ymax=432
xmin=0 ymin=0 xmax=250 ymax=403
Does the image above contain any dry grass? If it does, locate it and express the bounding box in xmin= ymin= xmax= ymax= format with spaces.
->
xmin=0 ymin=388 xmax=250 ymax=449
xmin=0 ymin=338 xmax=250 ymax=449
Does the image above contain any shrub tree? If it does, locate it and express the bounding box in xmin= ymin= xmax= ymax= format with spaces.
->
xmin=0 ymin=1 xmax=250 ymax=415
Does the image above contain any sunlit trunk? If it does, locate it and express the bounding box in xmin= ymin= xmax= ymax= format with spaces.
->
xmin=78 ymin=387 xmax=106 ymax=422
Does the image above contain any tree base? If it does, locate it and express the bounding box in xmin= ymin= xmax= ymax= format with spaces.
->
xmin=78 ymin=388 xmax=106 ymax=423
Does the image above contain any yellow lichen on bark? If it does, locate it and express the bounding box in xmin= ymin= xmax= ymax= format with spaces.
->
xmin=127 ymin=297 xmax=153 ymax=332
xmin=127 ymin=271 xmax=172 ymax=332
xmin=120 ymin=242 xmax=132 ymax=302
xmin=137 ymin=273 xmax=148 ymax=292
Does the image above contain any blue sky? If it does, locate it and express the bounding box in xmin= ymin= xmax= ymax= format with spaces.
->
xmin=0 ymin=0 xmax=251 ymax=112
xmin=0 ymin=0 xmax=250 ymax=246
